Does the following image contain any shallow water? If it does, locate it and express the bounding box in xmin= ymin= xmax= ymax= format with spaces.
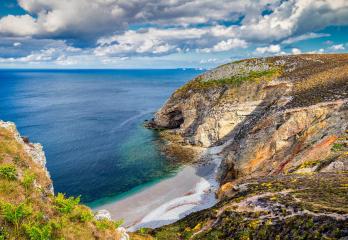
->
xmin=0 ymin=69 xmax=203 ymax=203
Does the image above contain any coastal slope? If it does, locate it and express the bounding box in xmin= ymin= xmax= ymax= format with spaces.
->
xmin=0 ymin=121 xmax=128 ymax=240
xmin=142 ymin=54 xmax=348 ymax=239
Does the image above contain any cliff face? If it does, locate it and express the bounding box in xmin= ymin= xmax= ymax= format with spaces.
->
xmin=141 ymin=54 xmax=348 ymax=239
xmin=150 ymin=54 xmax=348 ymax=195
xmin=0 ymin=121 xmax=128 ymax=240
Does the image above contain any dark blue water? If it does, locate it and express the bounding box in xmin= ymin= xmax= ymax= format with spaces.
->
xmin=0 ymin=69 xmax=202 ymax=203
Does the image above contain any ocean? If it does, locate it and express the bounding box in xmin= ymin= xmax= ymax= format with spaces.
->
xmin=0 ymin=69 xmax=203 ymax=204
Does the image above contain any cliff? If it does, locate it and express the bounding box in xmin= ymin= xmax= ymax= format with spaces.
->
xmin=0 ymin=121 xmax=129 ymax=240
xmin=142 ymin=54 xmax=348 ymax=239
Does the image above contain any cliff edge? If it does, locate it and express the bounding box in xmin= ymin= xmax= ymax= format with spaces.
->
xmin=0 ymin=121 xmax=129 ymax=240
xmin=142 ymin=54 xmax=348 ymax=239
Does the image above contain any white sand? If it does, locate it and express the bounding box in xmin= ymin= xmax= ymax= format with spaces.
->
xmin=94 ymin=145 xmax=225 ymax=231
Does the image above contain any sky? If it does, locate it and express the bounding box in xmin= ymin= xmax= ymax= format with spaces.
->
xmin=0 ymin=0 xmax=347 ymax=69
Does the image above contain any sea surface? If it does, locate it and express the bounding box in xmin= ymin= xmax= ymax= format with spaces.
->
xmin=0 ymin=69 xmax=203 ymax=204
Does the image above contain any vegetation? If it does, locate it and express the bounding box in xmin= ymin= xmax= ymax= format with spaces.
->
xmin=144 ymin=173 xmax=348 ymax=239
xmin=22 ymin=170 xmax=35 ymax=193
xmin=1 ymin=202 xmax=31 ymax=237
xmin=175 ymin=60 xmax=282 ymax=95
xmin=54 ymin=193 xmax=80 ymax=214
xmin=0 ymin=125 xmax=124 ymax=239
xmin=0 ymin=165 xmax=17 ymax=180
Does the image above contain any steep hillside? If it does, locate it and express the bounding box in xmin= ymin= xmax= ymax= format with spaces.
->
xmin=0 ymin=121 xmax=128 ymax=240
xmin=142 ymin=54 xmax=348 ymax=239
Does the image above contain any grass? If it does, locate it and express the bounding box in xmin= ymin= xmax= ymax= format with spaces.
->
xmin=146 ymin=173 xmax=348 ymax=239
xmin=0 ymin=164 xmax=17 ymax=180
xmin=175 ymin=66 xmax=282 ymax=95
xmin=0 ymin=124 xmax=124 ymax=239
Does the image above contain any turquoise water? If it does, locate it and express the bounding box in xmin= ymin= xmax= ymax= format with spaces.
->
xmin=0 ymin=69 xmax=203 ymax=203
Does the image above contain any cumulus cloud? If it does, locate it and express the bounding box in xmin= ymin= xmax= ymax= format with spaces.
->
xmin=255 ymin=44 xmax=281 ymax=54
xmin=95 ymin=27 xmax=248 ymax=56
xmin=0 ymin=0 xmax=348 ymax=64
xmin=282 ymin=33 xmax=330 ymax=44
xmin=0 ymin=40 xmax=83 ymax=64
xmin=200 ymin=39 xmax=247 ymax=53
xmin=1 ymin=0 xmax=347 ymax=44
xmin=329 ymin=44 xmax=345 ymax=51
xmin=291 ymin=48 xmax=302 ymax=55
xmin=0 ymin=0 xmax=266 ymax=42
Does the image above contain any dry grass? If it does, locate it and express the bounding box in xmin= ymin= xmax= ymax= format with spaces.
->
xmin=0 ymin=125 xmax=123 ymax=239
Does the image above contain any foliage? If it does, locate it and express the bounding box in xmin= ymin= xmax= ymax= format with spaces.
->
xmin=24 ymin=223 xmax=52 ymax=240
xmin=22 ymin=170 xmax=36 ymax=192
xmin=70 ymin=206 xmax=93 ymax=222
xmin=114 ymin=219 xmax=125 ymax=228
xmin=54 ymin=193 xmax=80 ymax=214
xmin=332 ymin=143 xmax=344 ymax=152
xmin=95 ymin=218 xmax=124 ymax=230
xmin=0 ymin=164 xmax=17 ymax=180
xmin=1 ymin=202 xmax=31 ymax=236
xmin=176 ymin=67 xmax=281 ymax=94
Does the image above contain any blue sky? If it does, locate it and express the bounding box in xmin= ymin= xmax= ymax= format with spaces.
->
xmin=0 ymin=0 xmax=347 ymax=69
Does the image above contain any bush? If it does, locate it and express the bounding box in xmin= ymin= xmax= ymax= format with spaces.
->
xmin=24 ymin=223 xmax=52 ymax=240
xmin=0 ymin=164 xmax=17 ymax=180
xmin=71 ymin=206 xmax=93 ymax=222
xmin=114 ymin=219 xmax=124 ymax=228
xmin=54 ymin=193 xmax=80 ymax=214
xmin=1 ymin=202 xmax=31 ymax=236
xmin=22 ymin=170 xmax=36 ymax=192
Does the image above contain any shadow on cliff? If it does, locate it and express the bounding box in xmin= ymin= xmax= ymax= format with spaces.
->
xmin=137 ymin=84 xmax=289 ymax=230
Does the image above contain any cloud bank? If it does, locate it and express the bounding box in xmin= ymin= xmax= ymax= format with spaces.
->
xmin=0 ymin=0 xmax=347 ymax=66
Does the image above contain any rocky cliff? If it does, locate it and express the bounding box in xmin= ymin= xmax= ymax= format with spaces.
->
xmin=148 ymin=54 xmax=348 ymax=194
xmin=0 ymin=121 xmax=129 ymax=240
xmin=142 ymin=54 xmax=348 ymax=239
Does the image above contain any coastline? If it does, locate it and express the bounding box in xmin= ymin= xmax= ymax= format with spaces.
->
xmin=92 ymin=145 xmax=224 ymax=231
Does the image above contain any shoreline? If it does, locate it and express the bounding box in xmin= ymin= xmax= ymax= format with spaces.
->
xmin=92 ymin=145 xmax=224 ymax=231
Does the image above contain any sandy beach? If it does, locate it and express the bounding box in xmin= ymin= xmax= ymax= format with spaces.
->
xmin=93 ymin=146 xmax=224 ymax=231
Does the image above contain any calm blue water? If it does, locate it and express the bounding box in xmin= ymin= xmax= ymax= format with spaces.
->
xmin=0 ymin=69 xmax=203 ymax=203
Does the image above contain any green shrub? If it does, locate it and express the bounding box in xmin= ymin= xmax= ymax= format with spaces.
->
xmin=114 ymin=219 xmax=124 ymax=228
xmin=332 ymin=143 xmax=344 ymax=152
xmin=95 ymin=219 xmax=112 ymax=230
xmin=0 ymin=164 xmax=17 ymax=180
xmin=1 ymin=202 xmax=31 ymax=236
xmin=22 ymin=170 xmax=36 ymax=192
xmin=71 ymin=206 xmax=93 ymax=222
xmin=54 ymin=193 xmax=80 ymax=214
xmin=24 ymin=223 xmax=52 ymax=240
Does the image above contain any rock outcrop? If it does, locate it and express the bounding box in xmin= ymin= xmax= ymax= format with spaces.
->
xmin=142 ymin=54 xmax=348 ymax=240
xmin=0 ymin=121 xmax=128 ymax=240
xmin=148 ymin=54 xmax=348 ymax=196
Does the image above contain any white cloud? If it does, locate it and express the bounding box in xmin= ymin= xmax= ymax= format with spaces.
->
xmin=329 ymin=44 xmax=345 ymax=51
xmin=307 ymin=48 xmax=325 ymax=54
xmin=255 ymin=44 xmax=281 ymax=54
xmin=0 ymin=14 xmax=39 ymax=36
xmin=291 ymin=48 xmax=302 ymax=55
xmin=0 ymin=0 xmax=265 ymax=41
xmin=1 ymin=0 xmax=348 ymax=65
xmin=282 ymin=33 xmax=330 ymax=44
xmin=0 ymin=41 xmax=84 ymax=64
xmin=200 ymin=39 xmax=247 ymax=53
xmin=95 ymin=27 xmax=247 ymax=56
xmin=324 ymin=40 xmax=334 ymax=45
xmin=200 ymin=58 xmax=217 ymax=64
xmin=13 ymin=42 xmax=22 ymax=47
xmin=1 ymin=0 xmax=347 ymax=45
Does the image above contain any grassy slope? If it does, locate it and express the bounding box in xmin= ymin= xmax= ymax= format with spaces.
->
xmin=142 ymin=173 xmax=348 ymax=240
xmin=139 ymin=54 xmax=348 ymax=239
xmin=0 ymin=125 xmax=123 ymax=240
